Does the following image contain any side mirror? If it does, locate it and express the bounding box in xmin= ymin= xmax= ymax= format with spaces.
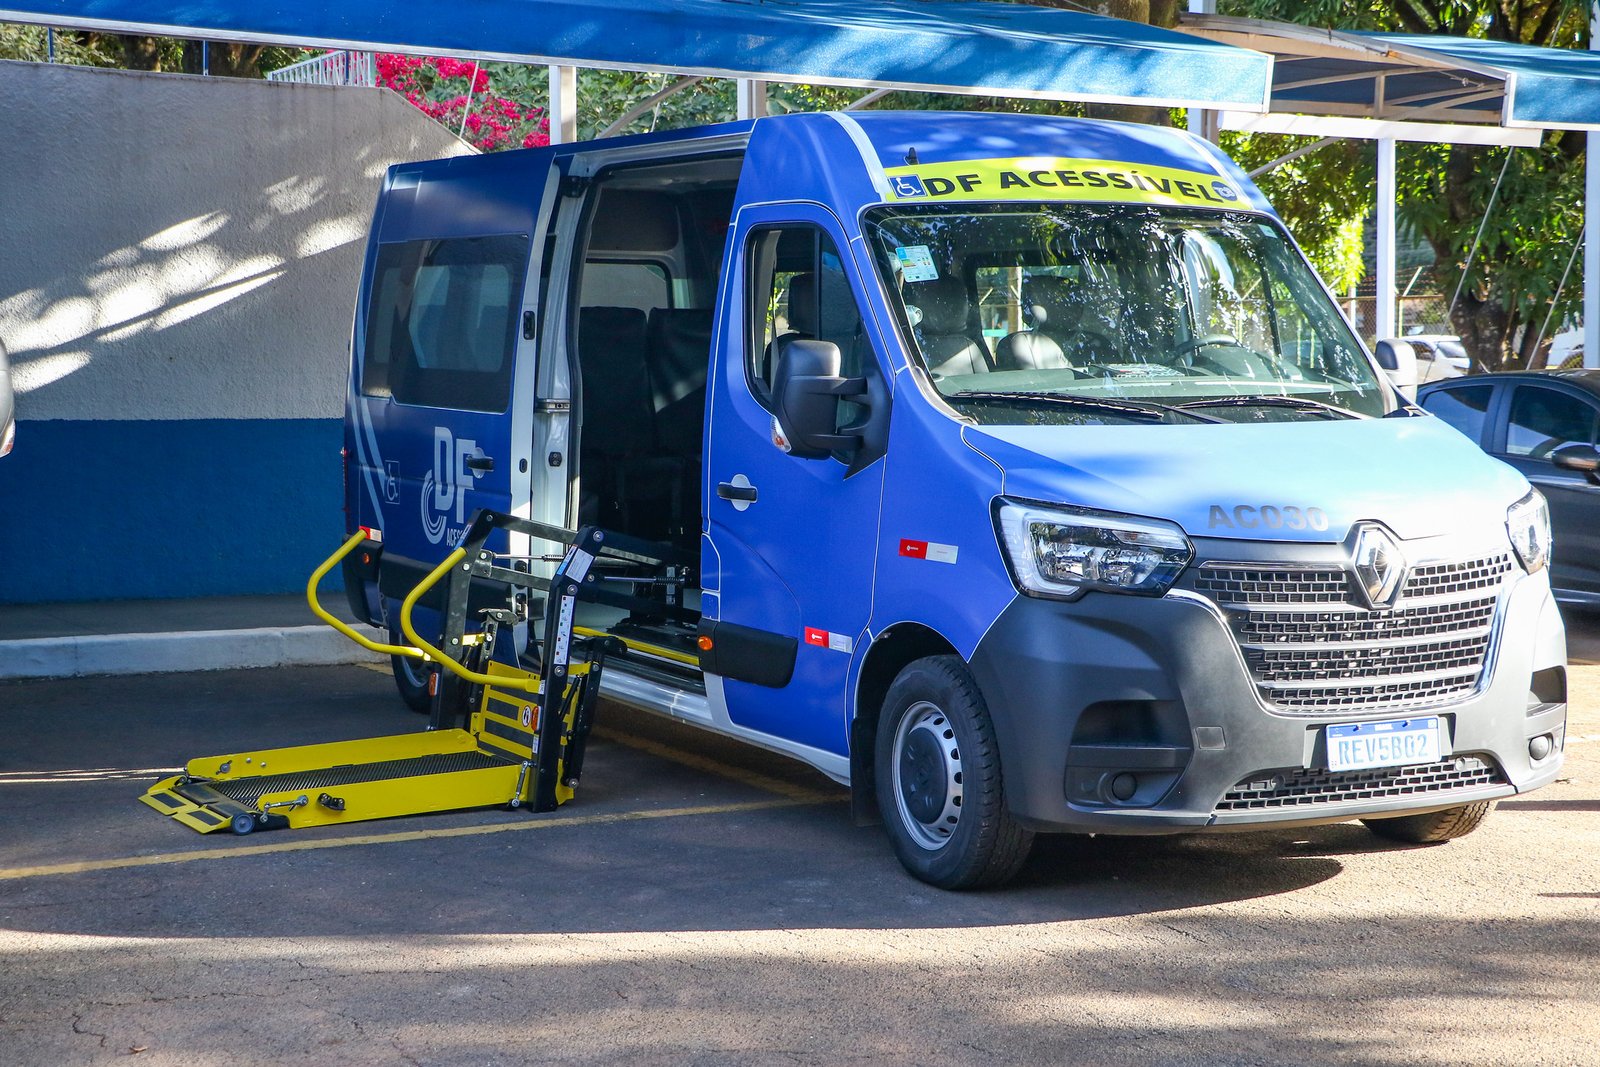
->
xmin=1552 ymin=442 xmax=1600 ymax=483
xmin=1375 ymin=339 xmax=1419 ymax=400
xmin=771 ymin=339 xmax=861 ymax=459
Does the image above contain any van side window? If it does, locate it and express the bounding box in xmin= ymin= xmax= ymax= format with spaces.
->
xmin=578 ymin=261 xmax=670 ymax=313
xmin=747 ymin=226 xmax=865 ymax=409
xmin=362 ymin=234 xmax=528 ymax=413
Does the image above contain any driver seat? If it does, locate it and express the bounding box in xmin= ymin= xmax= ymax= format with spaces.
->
xmin=907 ymin=275 xmax=990 ymax=376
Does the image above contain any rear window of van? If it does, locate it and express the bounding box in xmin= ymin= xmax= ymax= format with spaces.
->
xmin=362 ymin=234 xmax=529 ymax=412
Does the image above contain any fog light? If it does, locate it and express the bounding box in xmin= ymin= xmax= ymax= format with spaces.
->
xmin=1110 ymin=773 xmax=1139 ymax=802
xmin=1529 ymin=734 xmax=1553 ymax=761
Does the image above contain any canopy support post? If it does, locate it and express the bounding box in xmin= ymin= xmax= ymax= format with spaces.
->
xmin=1375 ymin=136 xmax=1398 ymax=343
xmin=548 ymin=64 xmax=577 ymax=145
xmin=737 ymin=79 xmax=768 ymax=121
xmin=1185 ymin=0 xmax=1219 ymax=142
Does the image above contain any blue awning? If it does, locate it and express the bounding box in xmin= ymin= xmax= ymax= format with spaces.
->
xmin=1184 ymin=15 xmax=1600 ymax=133
xmin=1361 ymin=33 xmax=1600 ymax=130
xmin=0 ymin=0 xmax=1273 ymax=110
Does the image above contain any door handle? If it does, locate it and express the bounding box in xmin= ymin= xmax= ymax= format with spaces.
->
xmin=464 ymin=455 xmax=495 ymax=473
xmin=717 ymin=481 xmax=758 ymax=503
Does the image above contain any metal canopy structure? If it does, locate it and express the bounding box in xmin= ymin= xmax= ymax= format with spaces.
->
xmin=1362 ymin=32 xmax=1600 ymax=131
xmin=1184 ymin=15 xmax=1600 ymax=142
xmin=0 ymin=0 xmax=1274 ymax=110
xmin=1184 ymin=13 xmax=1600 ymax=369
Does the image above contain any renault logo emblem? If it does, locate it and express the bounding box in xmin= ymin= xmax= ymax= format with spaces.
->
xmin=1348 ymin=524 xmax=1407 ymax=610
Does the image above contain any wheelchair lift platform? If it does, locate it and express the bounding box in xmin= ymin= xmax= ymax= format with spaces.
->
xmin=140 ymin=512 xmax=694 ymax=835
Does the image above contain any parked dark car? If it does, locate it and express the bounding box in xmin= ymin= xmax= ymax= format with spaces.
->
xmin=1418 ymin=369 xmax=1600 ymax=604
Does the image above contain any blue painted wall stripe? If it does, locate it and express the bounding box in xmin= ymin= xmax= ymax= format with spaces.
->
xmin=0 ymin=419 xmax=346 ymax=603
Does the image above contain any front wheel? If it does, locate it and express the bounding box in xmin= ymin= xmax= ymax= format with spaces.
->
xmin=874 ymin=656 xmax=1033 ymax=890
xmin=389 ymin=622 xmax=433 ymax=714
xmin=1361 ymin=801 xmax=1492 ymax=844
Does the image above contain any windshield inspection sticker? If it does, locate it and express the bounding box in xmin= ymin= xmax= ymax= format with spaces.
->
xmin=895 ymin=245 xmax=940 ymax=282
xmin=883 ymin=155 xmax=1241 ymax=209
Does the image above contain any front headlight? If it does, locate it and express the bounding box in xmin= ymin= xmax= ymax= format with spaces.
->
xmin=995 ymin=499 xmax=1193 ymax=599
xmin=1506 ymin=488 xmax=1551 ymax=574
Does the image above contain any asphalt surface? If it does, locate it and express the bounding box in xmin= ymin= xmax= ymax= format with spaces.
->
xmin=0 ymin=615 xmax=1597 ymax=1065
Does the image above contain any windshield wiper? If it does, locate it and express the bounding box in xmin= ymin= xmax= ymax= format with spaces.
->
xmin=1175 ymin=395 xmax=1362 ymax=420
xmin=951 ymin=390 xmax=1225 ymax=424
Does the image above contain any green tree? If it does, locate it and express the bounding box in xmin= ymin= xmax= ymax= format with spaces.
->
xmin=0 ymin=26 xmax=299 ymax=78
xmin=1227 ymin=0 xmax=1591 ymax=369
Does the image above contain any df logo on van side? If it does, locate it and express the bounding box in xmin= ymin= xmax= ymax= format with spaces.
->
xmin=1208 ymin=504 xmax=1329 ymax=531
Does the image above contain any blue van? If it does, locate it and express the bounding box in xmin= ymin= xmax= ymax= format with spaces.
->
xmin=341 ymin=112 xmax=1567 ymax=888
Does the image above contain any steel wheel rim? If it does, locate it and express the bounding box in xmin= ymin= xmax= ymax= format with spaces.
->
xmin=891 ymin=699 xmax=963 ymax=851
xmin=397 ymin=654 xmax=428 ymax=690
xmin=392 ymin=626 xmax=428 ymax=690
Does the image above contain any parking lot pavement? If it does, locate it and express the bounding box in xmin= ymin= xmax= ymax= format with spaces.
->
xmin=1 ymin=644 xmax=1598 ymax=1065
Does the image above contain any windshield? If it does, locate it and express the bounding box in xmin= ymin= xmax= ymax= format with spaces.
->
xmin=864 ymin=204 xmax=1388 ymax=424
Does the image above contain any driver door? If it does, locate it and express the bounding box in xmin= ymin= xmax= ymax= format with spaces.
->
xmin=702 ymin=206 xmax=889 ymax=759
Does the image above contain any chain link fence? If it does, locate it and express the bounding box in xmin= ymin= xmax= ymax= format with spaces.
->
xmin=1340 ymin=294 xmax=1455 ymax=346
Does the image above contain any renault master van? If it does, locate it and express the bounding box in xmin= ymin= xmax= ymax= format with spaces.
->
xmin=341 ymin=112 xmax=1566 ymax=888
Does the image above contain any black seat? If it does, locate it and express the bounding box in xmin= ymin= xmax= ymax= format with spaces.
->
xmin=646 ymin=308 xmax=713 ymax=457
xmin=906 ymin=275 xmax=989 ymax=377
xmin=576 ymin=306 xmax=662 ymax=531
xmin=996 ymin=276 xmax=1072 ymax=371
xmin=761 ymin=271 xmax=817 ymax=390
xmin=645 ymin=308 xmax=715 ymax=549
xmin=578 ymin=306 xmax=652 ymax=452
xmin=996 ymin=276 xmax=1117 ymax=371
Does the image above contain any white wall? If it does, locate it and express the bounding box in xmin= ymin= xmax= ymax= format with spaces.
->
xmin=0 ymin=60 xmax=470 ymax=422
xmin=0 ymin=61 xmax=472 ymax=602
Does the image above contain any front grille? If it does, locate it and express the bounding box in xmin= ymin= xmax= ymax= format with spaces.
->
xmin=1251 ymin=636 xmax=1487 ymax=683
xmin=1214 ymin=755 xmax=1505 ymax=812
xmin=1403 ymin=556 xmax=1512 ymax=599
xmin=1199 ymin=552 xmax=1512 ymax=714
xmin=1196 ymin=567 xmax=1349 ymax=605
xmin=1235 ymin=596 xmax=1498 ymax=646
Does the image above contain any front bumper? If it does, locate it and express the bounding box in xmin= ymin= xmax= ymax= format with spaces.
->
xmin=967 ymin=567 xmax=1567 ymax=835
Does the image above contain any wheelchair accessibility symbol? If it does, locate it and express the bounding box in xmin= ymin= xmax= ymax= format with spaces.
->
xmin=890 ymin=174 xmax=928 ymax=198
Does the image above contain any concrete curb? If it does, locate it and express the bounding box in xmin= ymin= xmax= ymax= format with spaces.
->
xmin=0 ymin=625 xmax=388 ymax=681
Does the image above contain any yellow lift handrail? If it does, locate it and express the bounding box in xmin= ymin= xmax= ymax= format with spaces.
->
xmin=399 ymin=547 xmax=555 ymax=696
xmin=306 ymin=530 xmax=429 ymax=662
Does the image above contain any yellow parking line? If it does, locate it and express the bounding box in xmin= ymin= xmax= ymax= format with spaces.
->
xmin=0 ymin=713 xmax=841 ymax=883
xmin=0 ymin=797 xmax=826 ymax=882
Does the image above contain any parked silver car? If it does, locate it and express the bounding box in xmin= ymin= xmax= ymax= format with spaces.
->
xmin=1407 ymin=334 xmax=1470 ymax=383
xmin=1419 ymin=369 xmax=1600 ymax=604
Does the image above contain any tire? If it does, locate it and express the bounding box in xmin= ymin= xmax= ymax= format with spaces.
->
xmin=874 ymin=655 xmax=1034 ymax=890
xmin=389 ymin=622 xmax=433 ymax=715
xmin=1361 ymin=800 xmax=1492 ymax=844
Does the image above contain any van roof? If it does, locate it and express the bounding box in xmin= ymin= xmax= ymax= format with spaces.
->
xmin=400 ymin=110 xmax=1272 ymax=218
xmin=841 ymin=111 xmax=1227 ymax=177
xmin=823 ymin=111 xmax=1268 ymax=214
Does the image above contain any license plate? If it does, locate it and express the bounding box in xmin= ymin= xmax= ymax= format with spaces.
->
xmin=1326 ymin=716 xmax=1442 ymax=772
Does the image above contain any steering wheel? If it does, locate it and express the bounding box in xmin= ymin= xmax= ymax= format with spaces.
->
xmin=1061 ymin=329 xmax=1120 ymax=366
xmin=1177 ymin=333 xmax=1242 ymax=358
